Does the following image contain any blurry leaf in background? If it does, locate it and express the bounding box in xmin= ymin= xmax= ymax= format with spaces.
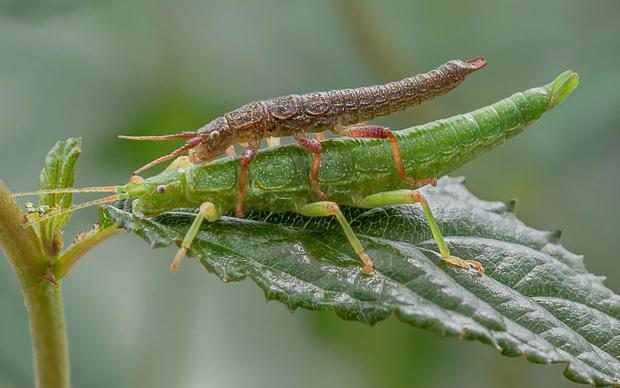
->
xmin=107 ymin=177 xmax=620 ymax=386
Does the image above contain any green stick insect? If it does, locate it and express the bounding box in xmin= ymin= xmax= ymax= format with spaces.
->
xmin=18 ymin=71 xmax=578 ymax=276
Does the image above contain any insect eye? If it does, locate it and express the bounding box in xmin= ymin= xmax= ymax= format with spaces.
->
xmin=156 ymin=185 xmax=167 ymax=194
xmin=209 ymin=130 xmax=220 ymax=140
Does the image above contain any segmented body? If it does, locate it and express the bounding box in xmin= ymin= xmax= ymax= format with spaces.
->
xmin=130 ymin=72 xmax=573 ymax=217
xmin=226 ymin=59 xmax=481 ymax=135
xmin=190 ymin=58 xmax=486 ymax=161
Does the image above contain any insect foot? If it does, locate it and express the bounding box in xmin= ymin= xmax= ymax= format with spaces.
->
xmin=360 ymin=252 xmax=374 ymax=275
xmin=442 ymin=255 xmax=485 ymax=276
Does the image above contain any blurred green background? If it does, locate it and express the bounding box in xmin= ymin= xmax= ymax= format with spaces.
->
xmin=1 ymin=1 xmax=619 ymax=387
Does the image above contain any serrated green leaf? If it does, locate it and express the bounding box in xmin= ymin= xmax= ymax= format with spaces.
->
xmin=106 ymin=177 xmax=620 ymax=386
xmin=38 ymin=137 xmax=81 ymax=254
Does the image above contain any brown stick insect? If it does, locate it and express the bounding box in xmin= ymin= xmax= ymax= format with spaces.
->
xmin=119 ymin=58 xmax=486 ymax=217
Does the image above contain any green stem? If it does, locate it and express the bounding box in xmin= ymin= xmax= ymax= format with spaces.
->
xmin=0 ymin=182 xmax=71 ymax=388
xmin=55 ymin=224 xmax=121 ymax=279
xmin=23 ymin=280 xmax=70 ymax=388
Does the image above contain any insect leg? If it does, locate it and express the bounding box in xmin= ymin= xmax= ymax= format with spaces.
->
xmin=235 ymin=140 xmax=260 ymax=218
xmin=294 ymin=132 xmax=328 ymax=200
xmin=170 ymin=201 xmax=219 ymax=272
xmin=297 ymin=201 xmax=373 ymax=275
xmin=359 ymin=189 xmax=484 ymax=274
xmin=332 ymin=123 xmax=436 ymax=187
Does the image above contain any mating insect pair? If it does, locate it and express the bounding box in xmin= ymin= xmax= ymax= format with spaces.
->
xmin=18 ymin=61 xmax=579 ymax=277
xmin=119 ymin=58 xmax=486 ymax=218
xmin=117 ymin=58 xmax=486 ymax=273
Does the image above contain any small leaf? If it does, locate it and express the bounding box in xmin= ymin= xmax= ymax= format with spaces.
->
xmin=38 ymin=137 xmax=81 ymax=254
xmin=107 ymin=178 xmax=620 ymax=386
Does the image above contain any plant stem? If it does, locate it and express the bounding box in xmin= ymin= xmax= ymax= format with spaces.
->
xmin=0 ymin=182 xmax=71 ymax=388
xmin=55 ymin=224 xmax=121 ymax=279
xmin=22 ymin=279 xmax=70 ymax=388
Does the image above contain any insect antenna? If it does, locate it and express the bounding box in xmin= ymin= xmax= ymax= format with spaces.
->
xmin=130 ymin=136 xmax=203 ymax=175
xmin=13 ymin=186 xmax=120 ymax=197
xmin=117 ymin=131 xmax=197 ymax=141
xmin=22 ymin=194 xmax=122 ymax=228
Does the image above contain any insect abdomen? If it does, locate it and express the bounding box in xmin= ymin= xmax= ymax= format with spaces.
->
xmin=395 ymin=78 xmax=568 ymax=181
xmin=319 ymin=71 xmax=576 ymax=204
xmin=263 ymin=59 xmax=486 ymax=134
xmin=327 ymin=58 xmax=487 ymax=125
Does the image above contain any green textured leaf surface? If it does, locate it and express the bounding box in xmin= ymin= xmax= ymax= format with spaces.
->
xmin=106 ymin=177 xmax=620 ymax=386
xmin=38 ymin=137 xmax=81 ymax=245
